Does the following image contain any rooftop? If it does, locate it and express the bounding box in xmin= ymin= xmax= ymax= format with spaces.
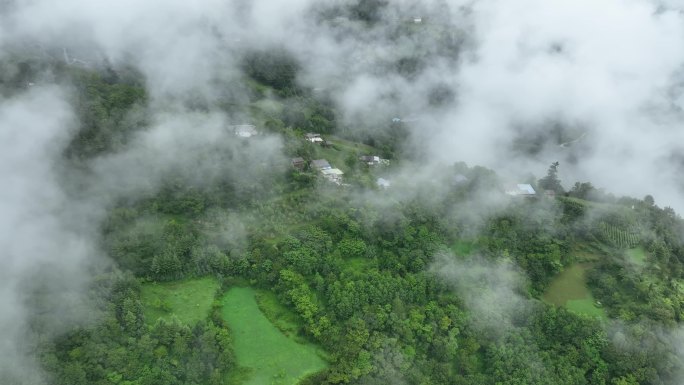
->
xmin=311 ymin=159 xmax=331 ymax=170
xmin=505 ymin=184 xmax=536 ymax=196
xmin=322 ymin=168 xmax=344 ymax=176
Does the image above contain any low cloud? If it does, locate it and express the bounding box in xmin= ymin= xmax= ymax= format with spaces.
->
xmin=431 ymin=252 xmax=535 ymax=338
xmin=0 ymin=86 xmax=102 ymax=383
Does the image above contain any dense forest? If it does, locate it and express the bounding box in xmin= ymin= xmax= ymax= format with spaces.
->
xmin=0 ymin=50 xmax=682 ymax=385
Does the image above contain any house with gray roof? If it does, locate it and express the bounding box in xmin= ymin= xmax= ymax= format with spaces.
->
xmin=311 ymin=159 xmax=331 ymax=170
xmin=505 ymin=184 xmax=537 ymax=197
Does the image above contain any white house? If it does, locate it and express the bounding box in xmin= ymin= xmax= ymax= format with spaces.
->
xmin=305 ymin=133 xmax=324 ymax=144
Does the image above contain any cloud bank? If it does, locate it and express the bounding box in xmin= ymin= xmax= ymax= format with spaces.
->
xmin=0 ymin=87 xmax=98 ymax=383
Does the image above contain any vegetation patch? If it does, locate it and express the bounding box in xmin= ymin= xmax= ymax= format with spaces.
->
xmin=140 ymin=277 xmax=219 ymax=325
xmin=254 ymin=289 xmax=301 ymax=338
xmin=626 ymin=247 xmax=647 ymax=266
xmin=599 ymin=222 xmax=639 ymax=249
xmin=222 ymin=287 xmax=328 ymax=385
xmin=452 ymin=239 xmax=476 ymax=257
xmin=343 ymin=257 xmax=376 ymax=274
xmin=566 ymin=299 xmax=605 ymax=318
xmin=543 ymin=264 xmax=606 ymax=319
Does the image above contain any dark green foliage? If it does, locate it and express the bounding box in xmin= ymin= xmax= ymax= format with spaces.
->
xmin=31 ymin=65 xmax=684 ymax=385
xmin=559 ymin=197 xmax=587 ymax=223
xmin=480 ymin=202 xmax=566 ymax=294
xmin=41 ymin=273 xmax=234 ymax=385
xmin=66 ymin=69 xmax=147 ymax=159
xmin=538 ymin=161 xmax=564 ymax=194
xmin=47 ymin=150 xmax=684 ymax=385
xmin=570 ymin=182 xmax=595 ymax=200
xmin=243 ymin=49 xmax=299 ymax=96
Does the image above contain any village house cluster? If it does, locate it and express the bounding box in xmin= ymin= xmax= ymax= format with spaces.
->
xmin=228 ymin=126 xmax=559 ymax=197
xmin=291 ymin=132 xmax=397 ymax=187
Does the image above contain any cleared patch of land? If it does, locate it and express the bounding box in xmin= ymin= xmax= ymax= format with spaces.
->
xmin=314 ymin=136 xmax=379 ymax=174
xmin=140 ymin=277 xmax=219 ymax=325
xmin=543 ymin=263 xmax=606 ymax=319
xmin=452 ymin=239 xmax=476 ymax=257
xmin=222 ymin=287 xmax=327 ymax=385
xmin=626 ymin=247 xmax=647 ymax=266
xmin=566 ymin=298 xmax=605 ymax=318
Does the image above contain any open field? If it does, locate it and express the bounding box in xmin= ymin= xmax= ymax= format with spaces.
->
xmin=140 ymin=277 xmax=219 ymax=325
xmin=222 ymin=287 xmax=328 ymax=385
xmin=543 ymin=263 xmax=606 ymax=319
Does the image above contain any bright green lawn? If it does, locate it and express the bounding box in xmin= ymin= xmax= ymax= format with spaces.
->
xmin=566 ymin=299 xmax=606 ymax=318
xmin=222 ymin=287 xmax=327 ymax=385
xmin=543 ymin=264 xmax=606 ymax=319
xmin=140 ymin=277 xmax=219 ymax=325
xmin=626 ymin=247 xmax=647 ymax=266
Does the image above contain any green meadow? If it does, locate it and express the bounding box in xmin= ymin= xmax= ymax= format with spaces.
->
xmin=222 ymin=287 xmax=327 ymax=385
xmin=140 ymin=277 xmax=219 ymax=325
xmin=543 ymin=263 xmax=606 ymax=319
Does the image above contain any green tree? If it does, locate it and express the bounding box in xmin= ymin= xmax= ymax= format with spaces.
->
xmin=570 ymin=181 xmax=594 ymax=200
xmin=538 ymin=161 xmax=564 ymax=194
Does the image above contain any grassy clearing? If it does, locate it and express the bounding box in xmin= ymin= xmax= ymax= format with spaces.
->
xmin=626 ymin=247 xmax=647 ymax=266
xmin=327 ymin=135 xmax=377 ymax=154
xmin=452 ymin=239 xmax=476 ymax=257
xmin=140 ymin=277 xmax=219 ymax=325
xmin=566 ymin=299 xmax=605 ymax=318
xmin=315 ymin=146 xmax=353 ymax=174
xmin=543 ymin=264 xmax=606 ymax=319
xmin=222 ymin=287 xmax=327 ymax=385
